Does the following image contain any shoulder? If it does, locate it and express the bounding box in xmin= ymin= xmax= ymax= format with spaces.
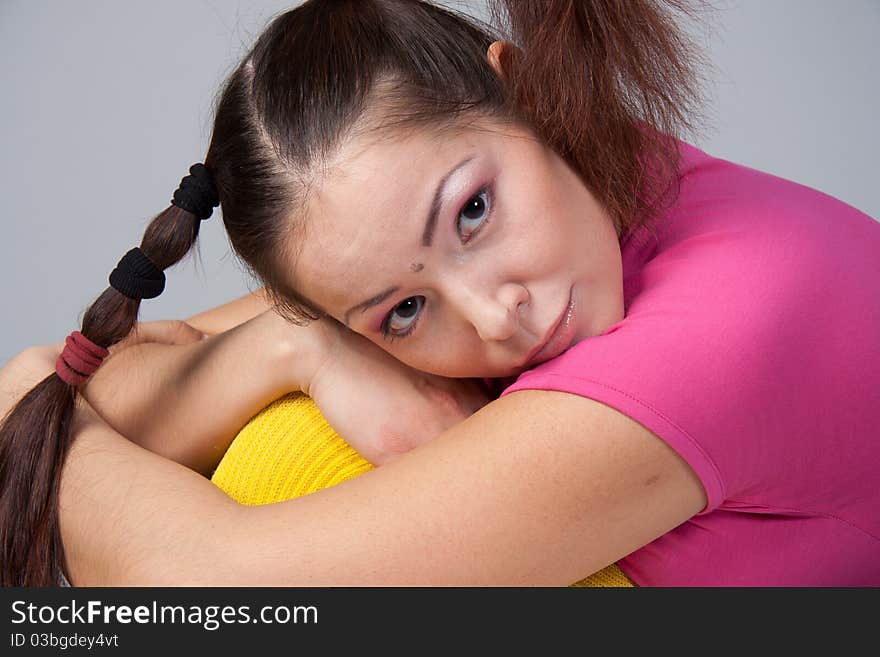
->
xmin=633 ymin=144 xmax=878 ymax=321
xmin=671 ymin=142 xmax=876 ymax=249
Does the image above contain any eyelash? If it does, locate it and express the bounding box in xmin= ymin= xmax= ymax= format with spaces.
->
xmin=381 ymin=297 xmax=423 ymax=343
xmin=380 ymin=183 xmax=495 ymax=342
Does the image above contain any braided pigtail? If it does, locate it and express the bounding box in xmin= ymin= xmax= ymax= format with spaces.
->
xmin=0 ymin=164 xmax=218 ymax=586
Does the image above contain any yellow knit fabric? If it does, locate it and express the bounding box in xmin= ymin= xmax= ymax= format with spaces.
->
xmin=211 ymin=392 xmax=634 ymax=587
xmin=212 ymin=393 xmax=372 ymax=503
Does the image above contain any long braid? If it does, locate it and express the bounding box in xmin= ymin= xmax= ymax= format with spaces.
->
xmin=0 ymin=165 xmax=218 ymax=586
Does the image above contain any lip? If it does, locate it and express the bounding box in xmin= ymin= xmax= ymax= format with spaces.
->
xmin=521 ymin=288 xmax=576 ymax=369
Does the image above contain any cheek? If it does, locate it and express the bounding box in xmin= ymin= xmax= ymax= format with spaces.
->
xmin=397 ymin=345 xmax=456 ymax=375
xmin=513 ymin=210 xmax=581 ymax=274
xmin=506 ymin=177 xmax=580 ymax=259
xmin=394 ymin=339 xmax=484 ymax=377
xmin=372 ymin=338 xmax=439 ymax=374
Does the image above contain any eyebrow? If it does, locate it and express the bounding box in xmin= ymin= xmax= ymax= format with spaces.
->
xmin=342 ymin=155 xmax=476 ymax=326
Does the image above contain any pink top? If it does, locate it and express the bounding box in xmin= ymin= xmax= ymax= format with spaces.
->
xmin=500 ymin=141 xmax=880 ymax=586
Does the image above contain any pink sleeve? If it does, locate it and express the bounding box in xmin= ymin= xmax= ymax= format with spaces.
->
xmin=501 ymin=310 xmax=730 ymax=512
xmin=502 ymin=177 xmax=880 ymax=517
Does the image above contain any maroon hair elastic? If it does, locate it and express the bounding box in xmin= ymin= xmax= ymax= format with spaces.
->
xmin=55 ymin=331 xmax=110 ymax=387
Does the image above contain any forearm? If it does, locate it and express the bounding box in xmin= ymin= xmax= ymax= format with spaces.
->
xmin=62 ymin=389 xmax=691 ymax=587
xmin=81 ymin=310 xmax=324 ymax=476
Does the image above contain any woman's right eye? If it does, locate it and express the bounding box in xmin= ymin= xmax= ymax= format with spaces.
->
xmin=381 ymin=295 xmax=425 ymax=341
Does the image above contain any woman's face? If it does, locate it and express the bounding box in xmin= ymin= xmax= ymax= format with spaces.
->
xmin=291 ymin=118 xmax=625 ymax=378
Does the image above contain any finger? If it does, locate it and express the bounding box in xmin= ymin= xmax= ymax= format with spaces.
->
xmin=133 ymin=320 xmax=206 ymax=346
xmin=108 ymin=320 xmax=206 ymax=356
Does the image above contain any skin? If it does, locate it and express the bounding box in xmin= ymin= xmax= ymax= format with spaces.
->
xmin=1 ymin=42 xmax=708 ymax=585
xmin=295 ymin=115 xmax=626 ymax=380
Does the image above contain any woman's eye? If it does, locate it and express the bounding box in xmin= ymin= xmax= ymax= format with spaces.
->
xmin=382 ymin=295 xmax=425 ymax=340
xmin=379 ymin=186 xmax=492 ymax=342
xmin=457 ymin=187 xmax=491 ymax=243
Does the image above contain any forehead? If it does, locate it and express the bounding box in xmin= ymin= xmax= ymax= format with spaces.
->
xmin=292 ymin=124 xmax=494 ymax=318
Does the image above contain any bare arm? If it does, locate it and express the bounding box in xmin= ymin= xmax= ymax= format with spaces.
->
xmin=80 ymin=309 xmax=327 ymax=476
xmin=5 ymin=304 xmax=486 ymax=477
xmin=184 ymin=288 xmax=274 ymax=336
xmin=77 ymin=287 xmax=311 ymax=475
xmin=1 ymin=288 xmax=301 ymax=477
xmin=86 ymin=312 xmax=490 ymax=468
xmin=60 ymin=389 xmax=705 ymax=586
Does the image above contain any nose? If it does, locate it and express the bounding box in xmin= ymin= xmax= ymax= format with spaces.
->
xmin=459 ymin=281 xmax=530 ymax=343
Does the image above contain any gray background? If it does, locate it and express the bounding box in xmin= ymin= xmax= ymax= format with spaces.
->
xmin=1 ymin=0 xmax=878 ymax=366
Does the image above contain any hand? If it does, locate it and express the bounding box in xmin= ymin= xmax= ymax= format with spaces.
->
xmin=1 ymin=320 xmax=206 ymax=425
xmin=108 ymin=319 xmax=207 ymax=355
xmin=305 ymin=320 xmax=493 ymax=465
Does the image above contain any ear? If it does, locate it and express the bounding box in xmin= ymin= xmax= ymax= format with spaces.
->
xmin=486 ymin=40 xmax=514 ymax=80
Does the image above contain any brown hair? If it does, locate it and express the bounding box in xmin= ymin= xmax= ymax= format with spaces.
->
xmin=0 ymin=0 xmax=706 ymax=585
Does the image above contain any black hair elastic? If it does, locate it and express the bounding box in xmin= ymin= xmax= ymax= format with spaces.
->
xmin=171 ymin=163 xmax=219 ymax=220
xmin=109 ymin=247 xmax=166 ymax=300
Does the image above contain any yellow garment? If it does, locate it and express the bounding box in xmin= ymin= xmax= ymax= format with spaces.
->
xmin=211 ymin=392 xmax=634 ymax=587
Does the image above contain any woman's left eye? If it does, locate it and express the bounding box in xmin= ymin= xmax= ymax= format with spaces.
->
xmin=456 ymin=186 xmax=492 ymax=243
xmin=381 ymin=295 xmax=425 ymax=341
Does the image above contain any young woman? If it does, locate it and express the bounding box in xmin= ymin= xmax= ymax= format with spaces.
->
xmin=1 ymin=0 xmax=878 ymax=586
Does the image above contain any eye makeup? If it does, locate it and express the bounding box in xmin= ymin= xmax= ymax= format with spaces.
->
xmin=379 ymin=181 xmax=497 ymax=342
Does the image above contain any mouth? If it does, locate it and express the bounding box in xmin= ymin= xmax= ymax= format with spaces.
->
xmin=520 ymin=287 xmax=576 ymax=369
